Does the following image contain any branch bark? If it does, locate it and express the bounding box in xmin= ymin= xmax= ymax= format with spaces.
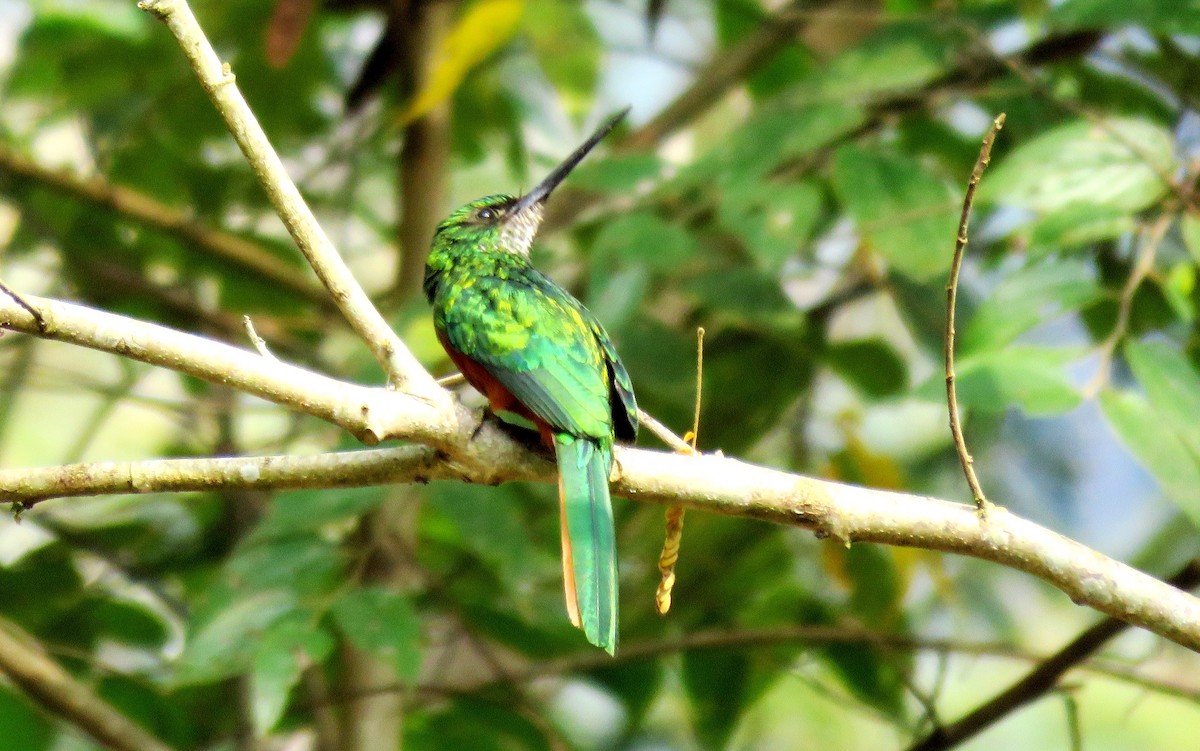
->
xmin=0 ymin=618 xmax=175 ymax=751
xmin=2 ymin=289 xmax=1200 ymax=655
xmin=138 ymin=0 xmax=442 ymax=396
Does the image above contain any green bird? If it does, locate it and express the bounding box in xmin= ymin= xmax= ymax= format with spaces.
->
xmin=423 ymin=111 xmax=637 ymax=654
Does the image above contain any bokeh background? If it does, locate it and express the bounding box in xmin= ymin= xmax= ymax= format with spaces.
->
xmin=1 ymin=0 xmax=1199 ymax=749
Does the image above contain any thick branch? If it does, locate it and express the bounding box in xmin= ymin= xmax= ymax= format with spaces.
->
xmin=137 ymin=0 xmax=441 ymax=395
xmin=0 ymin=619 xmax=175 ymax=751
xmin=6 ymin=427 xmax=1200 ymax=657
xmin=0 ymin=145 xmax=330 ymax=307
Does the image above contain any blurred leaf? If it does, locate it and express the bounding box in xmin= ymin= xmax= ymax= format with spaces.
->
xmin=684 ymin=650 xmax=749 ymax=749
xmin=681 ymin=102 xmax=865 ymax=185
xmin=923 ymin=346 xmax=1082 ymax=414
xmin=802 ymin=23 xmax=948 ymax=100
xmin=406 ymin=696 xmax=551 ymax=751
xmin=592 ymin=211 xmax=697 ymax=271
xmin=86 ymin=597 xmax=169 ymax=648
xmin=331 ymin=587 xmax=421 ymax=682
xmin=251 ymin=616 xmax=334 ymax=734
xmin=1050 ymin=0 xmax=1200 ymax=35
xmin=962 ymin=257 xmax=1102 ymax=354
xmin=176 ymin=590 xmax=300 ymax=684
xmin=825 ymin=338 xmax=908 ymax=398
xmin=0 ymin=688 xmax=53 ymax=751
xmin=400 ymin=0 xmax=526 ymax=124
xmin=984 ymin=118 xmax=1174 ymax=214
xmin=1027 ymin=203 xmax=1138 ymax=249
xmin=1100 ymin=388 xmax=1200 ymax=524
xmin=570 ymin=154 xmax=662 ymax=193
xmin=228 ymin=534 xmax=343 ymax=597
xmin=426 ymin=482 xmax=539 ymax=587
xmin=719 ymin=179 xmax=822 ymax=270
xmin=833 ymin=145 xmax=959 ymax=279
xmin=1181 ymin=213 xmax=1200 ymax=266
xmin=253 ymin=487 xmax=388 ymax=539
xmin=525 ymin=0 xmax=600 ymax=113
xmin=682 ymin=267 xmax=796 ymax=325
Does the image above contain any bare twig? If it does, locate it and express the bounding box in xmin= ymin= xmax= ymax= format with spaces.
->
xmin=637 ymin=409 xmax=692 ymax=453
xmin=945 ymin=113 xmax=1004 ymax=514
xmin=1082 ymin=213 xmax=1171 ymax=397
xmin=0 ymin=618 xmax=175 ymax=751
xmin=907 ymin=560 xmax=1200 ymax=751
xmin=137 ymin=0 xmax=443 ymax=396
xmin=0 ymin=278 xmax=46 ymax=333
xmin=242 ymin=315 xmax=277 ymax=361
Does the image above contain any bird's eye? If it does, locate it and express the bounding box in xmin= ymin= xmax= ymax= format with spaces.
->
xmin=477 ymin=207 xmax=496 ymax=221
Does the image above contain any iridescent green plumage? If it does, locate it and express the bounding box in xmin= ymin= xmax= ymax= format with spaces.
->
xmin=424 ymin=113 xmax=636 ymax=653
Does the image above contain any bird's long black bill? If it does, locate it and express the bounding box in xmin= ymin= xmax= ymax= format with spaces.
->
xmin=512 ymin=107 xmax=630 ymax=215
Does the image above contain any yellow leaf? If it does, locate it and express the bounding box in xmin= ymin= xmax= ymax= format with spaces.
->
xmin=399 ymin=0 xmax=526 ymax=125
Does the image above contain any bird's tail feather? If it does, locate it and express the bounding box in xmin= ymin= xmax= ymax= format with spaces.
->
xmin=555 ymin=433 xmax=618 ymax=654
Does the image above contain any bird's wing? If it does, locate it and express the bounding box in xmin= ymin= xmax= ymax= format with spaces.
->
xmin=438 ymin=269 xmax=613 ymax=440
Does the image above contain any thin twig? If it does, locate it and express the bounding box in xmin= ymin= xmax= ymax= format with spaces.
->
xmin=242 ymin=315 xmax=278 ymax=361
xmin=137 ymin=0 xmax=442 ymax=397
xmin=637 ymin=408 xmax=692 ymax=452
xmin=0 ymin=279 xmax=46 ymax=334
xmin=436 ymin=373 xmax=466 ymax=388
xmin=945 ymin=113 xmax=1004 ymax=515
xmin=1082 ymin=214 xmax=1170 ymax=398
xmin=907 ymin=559 xmax=1200 ymax=751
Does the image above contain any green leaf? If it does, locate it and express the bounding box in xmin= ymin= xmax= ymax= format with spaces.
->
xmin=1051 ymin=0 xmax=1200 ymax=35
xmin=525 ymin=0 xmax=600 ymax=114
xmin=719 ymin=179 xmax=823 ymax=270
xmin=86 ymin=598 xmax=168 ymax=648
xmin=927 ymin=346 xmax=1082 ymax=415
xmin=984 ymin=118 xmax=1174 ymax=214
xmin=591 ymin=212 xmax=697 ymax=271
xmin=1125 ymin=341 xmax=1200 ymax=450
xmin=962 ymin=257 xmax=1102 ymax=354
xmin=1181 ymin=214 xmax=1200 ymax=266
xmin=331 ymin=587 xmax=421 ymax=682
xmin=801 ymin=23 xmax=948 ymax=101
xmin=683 ymin=650 xmax=749 ymax=749
xmin=1027 ymin=203 xmax=1138 ymax=249
xmin=1100 ymin=389 xmax=1200 ymax=525
xmin=251 ymin=617 xmax=335 ymax=735
xmin=680 ymin=102 xmax=865 ymax=185
xmin=176 ymin=591 xmax=299 ymax=684
xmin=569 ymin=154 xmax=662 ymax=193
xmin=229 ymin=535 xmax=344 ymax=597
xmin=833 ymin=145 xmax=959 ymax=279
xmin=426 ymin=482 xmax=539 ymax=587
xmin=826 ymin=339 xmax=909 ymax=398
xmin=0 ymin=688 xmax=53 ymax=751
xmin=253 ymin=487 xmax=388 ymax=539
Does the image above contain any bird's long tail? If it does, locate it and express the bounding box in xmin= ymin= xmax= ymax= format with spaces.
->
xmin=554 ymin=433 xmax=618 ymax=654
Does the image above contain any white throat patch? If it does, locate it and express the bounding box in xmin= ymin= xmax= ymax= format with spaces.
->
xmin=499 ymin=204 xmax=544 ymax=257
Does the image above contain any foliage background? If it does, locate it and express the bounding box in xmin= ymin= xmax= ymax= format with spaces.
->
xmin=1 ymin=0 xmax=1200 ymax=748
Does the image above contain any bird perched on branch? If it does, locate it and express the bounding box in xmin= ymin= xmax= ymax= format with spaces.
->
xmin=423 ymin=110 xmax=638 ymax=654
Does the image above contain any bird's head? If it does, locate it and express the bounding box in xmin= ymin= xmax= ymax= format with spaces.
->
xmin=432 ymin=108 xmax=629 ymax=258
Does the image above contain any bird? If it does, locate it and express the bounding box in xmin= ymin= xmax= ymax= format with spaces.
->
xmin=423 ymin=110 xmax=637 ymax=653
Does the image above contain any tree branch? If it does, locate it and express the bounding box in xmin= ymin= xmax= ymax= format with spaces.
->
xmin=137 ymin=0 xmax=442 ymax=395
xmin=0 ymin=618 xmax=175 ymax=751
xmin=2 ymin=294 xmax=1200 ymax=657
xmin=908 ymin=560 xmax=1200 ymax=751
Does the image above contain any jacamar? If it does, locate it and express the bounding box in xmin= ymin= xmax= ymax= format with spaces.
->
xmin=424 ymin=111 xmax=637 ymax=654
